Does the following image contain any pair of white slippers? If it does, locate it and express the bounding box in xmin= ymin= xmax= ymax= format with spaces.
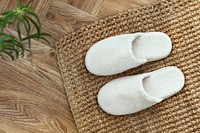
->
xmin=85 ymin=32 xmax=185 ymax=115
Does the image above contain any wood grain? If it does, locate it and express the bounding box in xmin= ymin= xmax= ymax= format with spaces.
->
xmin=0 ymin=0 xmax=159 ymax=132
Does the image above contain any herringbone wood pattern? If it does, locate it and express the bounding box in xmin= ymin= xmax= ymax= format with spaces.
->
xmin=0 ymin=0 xmax=158 ymax=132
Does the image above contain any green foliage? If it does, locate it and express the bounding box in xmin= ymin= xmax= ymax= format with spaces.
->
xmin=0 ymin=33 xmax=25 ymax=60
xmin=0 ymin=0 xmax=50 ymax=60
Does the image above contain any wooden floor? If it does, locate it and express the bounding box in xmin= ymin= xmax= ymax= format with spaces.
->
xmin=0 ymin=0 xmax=158 ymax=132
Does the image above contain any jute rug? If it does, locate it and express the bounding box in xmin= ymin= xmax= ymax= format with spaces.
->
xmin=55 ymin=0 xmax=200 ymax=132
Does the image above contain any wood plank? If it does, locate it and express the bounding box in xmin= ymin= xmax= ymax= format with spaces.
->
xmin=0 ymin=29 xmax=78 ymax=133
xmin=0 ymin=0 xmax=10 ymax=13
xmin=69 ymin=0 xmax=104 ymax=16
xmin=98 ymin=0 xmax=158 ymax=17
xmin=0 ymin=0 xmax=17 ymax=13
xmin=30 ymin=0 xmax=53 ymax=22
xmin=43 ymin=0 xmax=159 ymax=47
xmin=42 ymin=0 xmax=99 ymax=46
xmin=46 ymin=1 xmax=99 ymax=32
xmin=0 ymin=0 xmax=159 ymax=132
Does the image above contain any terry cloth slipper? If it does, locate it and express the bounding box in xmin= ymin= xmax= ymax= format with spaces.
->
xmin=97 ymin=66 xmax=185 ymax=115
xmin=85 ymin=32 xmax=172 ymax=76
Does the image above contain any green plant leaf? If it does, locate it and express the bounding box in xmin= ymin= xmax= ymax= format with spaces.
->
xmin=0 ymin=33 xmax=13 ymax=38
xmin=17 ymin=20 xmax=22 ymax=40
xmin=17 ymin=0 xmax=21 ymax=8
xmin=0 ymin=33 xmax=25 ymax=60
xmin=26 ymin=15 xmax=40 ymax=35
xmin=4 ymin=47 xmax=19 ymax=58
xmin=22 ymin=33 xmax=50 ymax=40
xmin=0 ymin=0 xmax=51 ymax=60
xmin=26 ymin=11 xmax=41 ymax=28
xmin=21 ymin=7 xmax=32 ymax=12
xmin=1 ymin=10 xmax=14 ymax=15
xmin=23 ymin=17 xmax=31 ymax=33
xmin=0 ymin=50 xmax=15 ymax=60
xmin=40 ymin=36 xmax=51 ymax=45
xmin=0 ymin=18 xmax=3 ymax=25
xmin=1 ymin=11 xmax=16 ymax=30
xmin=21 ymin=18 xmax=31 ymax=47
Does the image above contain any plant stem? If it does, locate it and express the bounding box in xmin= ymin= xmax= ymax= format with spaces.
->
xmin=17 ymin=0 xmax=21 ymax=8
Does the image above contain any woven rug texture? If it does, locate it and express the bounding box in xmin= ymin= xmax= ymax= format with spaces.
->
xmin=56 ymin=0 xmax=200 ymax=132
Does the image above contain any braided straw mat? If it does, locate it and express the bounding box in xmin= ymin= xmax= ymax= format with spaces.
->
xmin=56 ymin=0 xmax=200 ymax=132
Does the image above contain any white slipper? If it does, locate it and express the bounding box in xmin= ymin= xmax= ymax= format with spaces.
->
xmin=85 ymin=32 xmax=172 ymax=76
xmin=97 ymin=66 xmax=185 ymax=115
